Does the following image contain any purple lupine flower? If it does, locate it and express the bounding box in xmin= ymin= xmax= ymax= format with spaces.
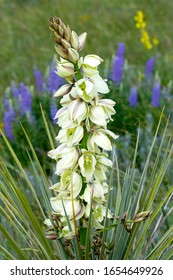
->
xmin=129 ymin=85 xmax=138 ymax=107
xmin=151 ymin=80 xmax=161 ymax=107
xmin=111 ymin=43 xmax=125 ymax=85
xmin=18 ymin=83 xmax=32 ymax=116
xmin=4 ymin=97 xmax=11 ymax=111
xmin=50 ymin=99 xmax=58 ymax=124
xmin=145 ymin=57 xmax=155 ymax=83
xmin=48 ymin=61 xmax=64 ymax=94
xmin=3 ymin=99 xmax=16 ymax=141
xmin=34 ymin=68 xmax=44 ymax=91
xmin=11 ymin=83 xmax=20 ymax=98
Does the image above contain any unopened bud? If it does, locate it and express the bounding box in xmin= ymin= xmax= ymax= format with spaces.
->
xmin=46 ymin=234 xmax=58 ymax=240
xmin=70 ymin=31 xmax=79 ymax=50
xmin=78 ymin=32 xmax=87 ymax=51
xmin=134 ymin=211 xmax=151 ymax=223
xmin=55 ymin=45 xmax=68 ymax=59
xmin=58 ymin=25 xmax=65 ymax=37
xmin=56 ymin=61 xmax=75 ymax=78
xmin=121 ymin=212 xmax=127 ymax=221
xmin=58 ymin=18 xmax=66 ymax=30
xmin=60 ymin=38 xmax=71 ymax=50
xmin=64 ymin=27 xmax=71 ymax=41
xmin=68 ymin=48 xmax=79 ymax=63
xmin=54 ymin=84 xmax=72 ymax=97
xmin=53 ymin=31 xmax=61 ymax=43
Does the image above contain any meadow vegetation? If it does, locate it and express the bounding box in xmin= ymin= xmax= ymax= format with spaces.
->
xmin=0 ymin=0 xmax=172 ymax=260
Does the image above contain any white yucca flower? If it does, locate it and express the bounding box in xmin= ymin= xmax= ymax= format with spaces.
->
xmin=45 ymin=18 xmax=119 ymax=239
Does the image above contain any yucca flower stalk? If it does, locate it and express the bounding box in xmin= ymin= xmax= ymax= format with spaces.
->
xmin=45 ymin=17 xmax=119 ymax=240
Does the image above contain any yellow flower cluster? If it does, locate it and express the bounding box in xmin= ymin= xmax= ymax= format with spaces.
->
xmin=141 ymin=30 xmax=152 ymax=50
xmin=134 ymin=10 xmax=146 ymax=29
xmin=134 ymin=10 xmax=159 ymax=50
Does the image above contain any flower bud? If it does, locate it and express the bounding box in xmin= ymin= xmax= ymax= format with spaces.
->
xmin=58 ymin=25 xmax=65 ymax=37
xmin=134 ymin=211 xmax=151 ymax=223
xmin=58 ymin=18 xmax=66 ymax=30
xmin=56 ymin=61 xmax=75 ymax=78
xmin=55 ymin=45 xmax=68 ymax=59
xmin=46 ymin=234 xmax=58 ymax=240
xmin=53 ymin=31 xmax=61 ymax=43
xmin=54 ymin=84 xmax=72 ymax=97
xmin=68 ymin=48 xmax=79 ymax=63
xmin=70 ymin=31 xmax=79 ymax=50
xmin=60 ymin=38 xmax=71 ymax=50
xmin=78 ymin=32 xmax=87 ymax=51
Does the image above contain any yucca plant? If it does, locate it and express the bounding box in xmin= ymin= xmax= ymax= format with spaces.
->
xmin=0 ymin=106 xmax=173 ymax=259
xmin=0 ymin=17 xmax=172 ymax=260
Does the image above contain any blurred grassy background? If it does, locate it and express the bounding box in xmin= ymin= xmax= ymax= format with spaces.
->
xmin=0 ymin=0 xmax=173 ymax=94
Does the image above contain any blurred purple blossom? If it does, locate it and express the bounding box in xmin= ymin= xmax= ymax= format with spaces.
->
xmin=145 ymin=57 xmax=155 ymax=83
xmin=3 ymin=99 xmax=16 ymax=141
xmin=48 ymin=61 xmax=64 ymax=94
xmin=18 ymin=83 xmax=32 ymax=116
xmin=111 ymin=43 xmax=125 ymax=85
xmin=151 ymin=80 xmax=161 ymax=107
xmin=11 ymin=83 xmax=20 ymax=98
xmin=129 ymin=85 xmax=138 ymax=107
xmin=34 ymin=68 xmax=44 ymax=91
xmin=50 ymin=98 xmax=58 ymax=124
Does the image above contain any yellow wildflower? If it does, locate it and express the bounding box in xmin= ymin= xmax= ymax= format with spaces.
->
xmin=134 ymin=10 xmax=146 ymax=29
xmin=141 ymin=30 xmax=152 ymax=50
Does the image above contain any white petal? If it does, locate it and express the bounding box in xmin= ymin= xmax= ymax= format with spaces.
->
xmin=89 ymin=106 xmax=106 ymax=126
xmin=97 ymin=155 xmax=113 ymax=166
xmin=54 ymin=84 xmax=71 ymax=97
xmin=54 ymin=106 xmax=68 ymax=119
xmin=100 ymin=129 xmax=119 ymax=140
xmin=98 ymin=99 xmax=116 ymax=107
xmin=69 ymin=99 xmax=87 ymax=121
xmin=94 ymin=132 xmax=112 ymax=151
xmin=83 ymin=54 xmax=103 ymax=67
xmin=93 ymin=79 xmax=109 ymax=93
xmin=78 ymin=32 xmax=87 ymax=51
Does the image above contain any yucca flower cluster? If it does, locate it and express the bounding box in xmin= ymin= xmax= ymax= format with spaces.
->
xmin=45 ymin=17 xmax=118 ymax=239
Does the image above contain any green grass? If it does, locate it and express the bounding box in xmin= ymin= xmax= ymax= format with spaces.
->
xmin=1 ymin=0 xmax=173 ymax=93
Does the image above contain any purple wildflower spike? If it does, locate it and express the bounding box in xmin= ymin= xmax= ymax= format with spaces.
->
xmin=111 ymin=43 xmax=125 ymax=86
xmin=34 ymin=69 xmax=44 ymax=91
xmin=145 ymin=57 xmax=155 ymax=83
xmin=3 ymin=99 xmax=16 ymax=141
xmin=48 ymin=61 xmax=64 ymax=94
xmin=18 ymin=83 xmax=32 ymax=116
xmin=11 ymin=83 xmax=20 ymax=98
xmin=151 ymin=80 xmax=161 ymax=107
xmin=129 ymin=85 xmax=138 ymax=107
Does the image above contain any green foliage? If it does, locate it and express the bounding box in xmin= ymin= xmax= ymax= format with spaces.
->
xmin=0 ymin=109 xmax=172 ymax=259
